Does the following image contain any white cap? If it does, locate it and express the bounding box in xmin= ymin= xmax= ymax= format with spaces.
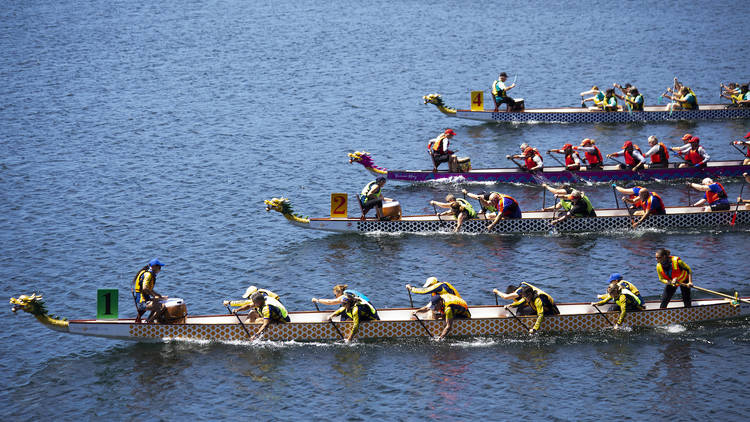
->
xmin=423 ymin=277 xmax=438 ymax=288
xmin=519 ymin=143 xmax=528 ymax=150
xmin=242 ymin=285 xmax=258 ymax=298
xmin=702 ymin=178 xmax=713 ymax=185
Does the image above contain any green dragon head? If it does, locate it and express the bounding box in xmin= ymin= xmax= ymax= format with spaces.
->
xmin=422 ymin=93 xmax=457 ymax=115
xmin=264 ymin=197 xmax=310 ymax=224
xmin=10 ymin=293 xmax=69 ymax=331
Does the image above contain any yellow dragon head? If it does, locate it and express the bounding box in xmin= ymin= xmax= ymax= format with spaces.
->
xmin=10 ymin=293 xmax=69 ymax=331
xmin=264 ymin=197 xmax=310 ymax=224
xmin=422 ymin=93 xmax=457 ymax=115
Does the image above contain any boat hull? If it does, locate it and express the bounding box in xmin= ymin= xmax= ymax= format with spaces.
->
xmin=384 ymin=161 xmax=749 ymax=184
xmin=61 ymin=299 xmax=749 ymax=342
xmin=299 ymin=207 xmax=750 ymax=234
xmin=453 ymin=104 xmax=750 ymax=123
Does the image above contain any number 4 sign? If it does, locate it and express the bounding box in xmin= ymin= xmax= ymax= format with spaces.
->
xmin=331 ymin=193 xmax=348 ymax=218
xmin=470 ymin=91 xmax=484 ymax=111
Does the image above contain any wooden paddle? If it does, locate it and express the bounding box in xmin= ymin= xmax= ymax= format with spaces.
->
xmin=730 ymin=141 xmax=747 ymax=157
xmin=611 ymin=184 xmax=620 ymax=209
xmin=692 ymin=285 xmax=750 ymax=305
xmin=328 ymin=317 xmax=345 ymax=340
xmin=406 ymin=287 xmax=414 ymax=307
xmin=413 ymin=313 xmax=434 ymax=338
xmin=432 ymin=203 xmax=448 ymax=230
xmin=731 ymin=184 xmax=745 ymax=227
xmin=505 ymin=306 xmax=530 ymax=331
xmin=592 ymin=304 xmax=615 ymax=327
xmin=226 ymin=305 xmax=254 ymax=340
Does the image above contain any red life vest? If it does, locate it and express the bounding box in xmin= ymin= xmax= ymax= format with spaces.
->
xmin=584 ymin=146 xmax=603 ymax=165
xmin=705 ymin=183 xmax=727 ymax=204
xmin=624 ymin=145 xmax=643 ymax=166
xmin=657 ymin=256 xmax=689 ymax=284
xmin=683 ymin=148 xmax=703 ymax=164
xmin=650 ymin=143 xmax=669 ymax=163
xmin=565 ymin=151 xmax=581 ymax=167
xmin=524 ymin=149 xmax=543 ymax=169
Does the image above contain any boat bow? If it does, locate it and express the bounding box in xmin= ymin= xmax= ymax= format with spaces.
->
xmin=423 ymin=93 xmax=457 ymax=116
xmin=348 ymin=151 xmax=388 ymax=176
xmin=10 ymin=293 xmax=70 ymax=333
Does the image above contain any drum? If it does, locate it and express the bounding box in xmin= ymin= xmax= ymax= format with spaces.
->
xmin=157 ymin=298 xmax=187 ymax=324
xmin=510 ymin=99 xmax=525 ymax=111
xmin=382 ymin=200 xmax=402 ymax=220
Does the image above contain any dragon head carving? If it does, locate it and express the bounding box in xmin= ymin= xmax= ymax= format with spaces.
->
xmin=264 ymin=198 xmax=310 ymax=224
xmin=347 ymin=151 xmax=387 ymax=175
xmin=423 ymin=93 xmax=457 ymax=115
xmin=10 ymin=293 xmax=69 ymax=331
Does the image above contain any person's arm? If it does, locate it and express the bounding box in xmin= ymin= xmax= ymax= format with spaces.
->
xmin=530 ymin=298 xmax=544 ymax=333
xmin=529 ymin=156 xmax=543 ymax=171
xmin=615 ymin=296 xmax=627 ymax=327
xmin=408 ymin=283 xmax=441 ymax=295
xmin=430 ymin=200 xmax=452 ymax=209
xmin=591 ymin=293 xmax=612 ymax=305
xmin=505 ymin=298 xmax=525 ymax=308
xmin=698 ymin=148 xmax=710 ymax=164
xmin=493 ymin=289 xmax=519 ymax=301
xmin=251 ymin=318 xmax=270 ymax=340
xmin=439 ymin=317 xmax=453 ymax=340
xmin=656 ymin=263 xmax=670 ymax=285
xmin=313 ymin=297 xmax=342 ymax=306
xmin=487 ymin=210 xmax=504 ymax=230
xmin=633 ymin=207 xmax=651 ymax=228
xmin=346 ymin=307 xmax=361 ymax=342
xmin=224 ymin=299 xmax=252 ymax=307
xmin=412 ymin=304 xmax=431 ymax=315
xmin=461 ymin=189 xmax=480 ymax=200
xmin=606 ymin=150 xmax=624 ymax=158
xmin=328 ymin=307 xmax=345 ymax=319
xmin=678 ymin=259 xmax=693 ymax=287
xmin=642 ymin=144 xmax=659 ymax=158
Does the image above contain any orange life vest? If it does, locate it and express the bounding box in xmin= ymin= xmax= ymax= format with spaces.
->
xmin=624 ymin=145 xmax=643 ymax=166
xmin=684 ymin=148 xmax=703 ymax=165
xmin=650 ymin=143 xmax=669 ymax=163
xmin=657 ymin=256 xmax=690 ymax=284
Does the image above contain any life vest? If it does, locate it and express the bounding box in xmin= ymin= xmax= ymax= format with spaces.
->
xmin=429 ymin=134 xmax=449 ymax=154
xmin=705 ymin=183 xmax=728 ymax=204
xmin=520 ymin=282 xmax=555 ymax=306
xmin=650 ymin=143 xmax=669 ymax=163
xmin=360 ymin=181 xmax=381 ymax=202
xmin=620 ymin=288 xmax=642 ymax=307
xmin=617 ymin=280 xmax=640 ymax=296
xmin=347 ymin=299 xmax=379 ymax=321
xmin=624 ymin=145 xmax=643 ymax=166
xmin=571 ymin=194 xmax=595 ymax=217
xmin=565 ymin=150 xmax=581 ymax=167
xmin=259 ymin=296 xmax=289 ymax=321
xmin=682 ymin=93 xmax=697 ymax=109
xmin=602 ymin=95 xmax=617 ymax=110
xmin=413 ymin=281 xmax=461 ymax=298
xmin=657 ymin=256 xmax=690 ymax=284
xmin=629 ymin=94 xmax=644 ymax=111
xmin=683 ymin=148 xmax=703 ymax=165
xmin=524 ymin=149 xmax=543 ymax=169
xmin=492 ymin=194 xmax=519 ymax=215
xmin=134 ymin=268 xmax=157 ymax=303
xmin=441 ymin=293 xmax=468 ymax=310
xmin=492 ymin=80 xmax=506 ymax=98
xmin=454 ymin=198 xmax=477 ymax=218
xmin=593 ymin=91 xmax=605 ymax=106
xmin=645 ymin=192 xmax=665 ymax=213
xmin=581 ymin=146 xmax=603 ymax=165
xmin=344 ymin=289 xmax=371 ymax=304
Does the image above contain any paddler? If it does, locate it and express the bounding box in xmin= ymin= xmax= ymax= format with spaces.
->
xmin=599 ymin=273 xmax=644 ymax=305
xmin=600 ymin=88 xmax=618 ymax=111
xmin=614 ymin=85 xmax=644 ymax=111
xmin=428 ymin=128 xmax=456 ymax=172
xmin=224 ymin=285 xmax=283 ymax=321
xmin=664 ymin=86 xmax=698 ymax=111
xmin=359 ymin=176 xmax=393 ymax=221
xmin=548 ymin=143 xmax=581 ymax=171
xmin=328 ymin=292 xmax=379 ymax=343
xmin=737 ymin=84 xmax=750 ymax=107
xmin=132 ymin=258 xmax=167 ymax=324
xmin=573 ymin=138 xmax=604 ymax=169
xmin=607 ymin=140 xmax=645 ymax=171
xmin=509 ymin=145 xmax=543 ymax=171
xmin=550 ymin=189 xmax=596 ymax=225
xmin=413 ymin=293 xmax=470 ymax=340
xmin=655 ymin=248 xmax=693 ymax=309
xmin=674 ymin=136 xmax=710 ymax=168
xmin=590 ymin=282 xmax=645 ymax=329
xmin=614 ymin=185 xmax=646 ymax=205
xmin=430 ymin=194 xmax=477 ymax=232
xmin=541 ymin=184 xmax=574 ymax=212
xmin=626 ymin=188 xmax=666 ymax=228
xmin=312 ymin=284 xmax=373 ymax=321
xmin=484 ymin=191 xmax=522 ymax=231
xmin=688 ymin=178 xmax=730 ymax=211
xmin=406 ymin=277 xmax=461 ymax=298
xmin=249 ymin=291 xmax=290 ymax=341
xmin=720 ymin=82 xmax=740 ymax=104
xmin=462 ymin=189 xmax=497 ymax=215
xmin=493 ymin=283 xmax=536 ymax=315
xmin=491 ymin=72 xmax=518 ymax=112
xmin=732 ymin=131 xmax=750 ymax=165
xmin=580 ymin=85 xmax=605 ymax=108
xmin=634 ymin=135 xmax=669 ymax=170
xmin=505 ymin=283 xmax=559 ymax=334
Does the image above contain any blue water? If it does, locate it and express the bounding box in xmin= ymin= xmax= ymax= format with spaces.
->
xmin=2 ymin=0 xmax=749 ymax=420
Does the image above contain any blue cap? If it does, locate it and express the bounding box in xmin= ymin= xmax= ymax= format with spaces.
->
xmin=149 ymin=258 xmax=165 ymax=267
xmin=430 ymin=295 xmax=443 ymax=308
xmin=607 ymin=273 xmax=622 ymax=282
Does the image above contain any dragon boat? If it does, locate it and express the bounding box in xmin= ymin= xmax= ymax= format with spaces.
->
xmin=264 ymin=197 xmax=750 ymax=234
xmin=10 ymin=293 xmax=749 ymax=342
xmin=423 ymin=93 xmax=750 ymax=123
xmin=348 ymin=151 xmax=750 ymax=184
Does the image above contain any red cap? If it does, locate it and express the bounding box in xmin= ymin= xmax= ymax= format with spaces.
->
xmin=744 ymin=131 xmax=750 ymax=139
xmin=622 ymin=140 xmax=633 ymax=148
xmin=581 ymin=138 xmax=592 ymax=145
xmin=523 ymin=147 xmax=534 ymax=155
xmin=563 ymin=143 xmax=573 ymax=149
xmin=444 ymin=129 xmax=456 ymax=136
xmin=688 ymin=136 xmax=700 ymax=143
xmin=682 ymin=133 xmax=693 ymax=141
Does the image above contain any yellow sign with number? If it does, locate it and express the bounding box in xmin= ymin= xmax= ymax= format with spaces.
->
xmin=331 ymin=193 xmax=348 ymax=218
xmin=470 ymin=91 xmax=484 ymax=111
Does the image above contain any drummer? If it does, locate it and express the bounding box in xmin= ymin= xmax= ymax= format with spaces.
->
xmin=430 ymin=194 xmax=477 ymax=232
xmin=249 ymin=292 xmax=290 ymax=341
xmin=133 ymin=258 xmax=167 ymax=324
xmin=359 ymin=176 xmax=393 ymax=221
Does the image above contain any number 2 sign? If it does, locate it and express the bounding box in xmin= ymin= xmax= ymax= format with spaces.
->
xmin=331 ymin=193 xmax=348 ymax=218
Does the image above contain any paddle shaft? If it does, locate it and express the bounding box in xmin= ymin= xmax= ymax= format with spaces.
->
xmin=546 ymin=151 xmax=589 ymax=184
xmin=329 ymin=318 xmax=345 ymax=340
xmin=314 ymin=302 xmax=320 ymax=312
xmin=413 ymin=313 xmax=433 ymax=338
xmin=730 ymin=141 xmax=747 ymax=157
xmin=432 ymin=203 xmax=447 ymax=229
xmin=612 ymin=184 xmax=620 ymax=209
xmin=227 ymin=305 xmax=254 ymax=340
xmin=407 ymin=288 xmax=414 ymax=308
xmin=692 ymin=285 xmax=750 ymax=305
xmin=731 ymin=184 xmax=745 ymax=226
xmin=592 ymin=304 xmax=615 ymax=327
xmin=505 ymin=306 xmax=530 ymax=331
